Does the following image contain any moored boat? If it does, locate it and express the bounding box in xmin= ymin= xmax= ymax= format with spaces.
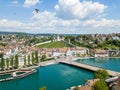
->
xmin=0 ymin=69 xmax=37 ymax=82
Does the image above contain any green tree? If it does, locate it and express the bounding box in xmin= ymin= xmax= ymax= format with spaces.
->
xmin=28 ymin=54 xmax=30 ymax=65
xmin=6 ymin=58 xmax=9 ymax=69
xmin=0 ymin=57 xmax=5 ymax=70
xmin=35 ymin=51 xmax=39 ymax=64
xmin=76 ymin=53 xmax=80 ymax=57
xmin=24 ymin=55 xmax=26 ymax=66
xmin=94 ymin=69 xmax=109 ymax=79
xmin=0 ymin=53 xmax=3 ymax=58
xmin=10 ymin=56 xmax=14 ymax=68
xmin=92 ymin=80 xmax=108 ymax=90
xmin=39 ymin=86 xmax=46 ymax=90
xmin=14 ymin=54 xmax=19 ymax=68
xmin=32 ymin=53 xmax=35 ymax=65
xmin=41 ymin=55 xmax=47 ymax=62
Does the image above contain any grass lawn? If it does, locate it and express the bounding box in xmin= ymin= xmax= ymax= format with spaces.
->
xmin=38 ymin=41 xmax=71 ymax=48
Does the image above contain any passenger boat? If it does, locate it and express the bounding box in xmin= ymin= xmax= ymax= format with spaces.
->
xmin=0 ymin=69 xmax=37 ymax=82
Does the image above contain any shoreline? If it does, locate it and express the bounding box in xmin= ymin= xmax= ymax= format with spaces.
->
xmin=0 ymin=60 xmax=57 ymax=75
xmin=0 ymin=57 xmax=120 ymax=75
xmin=75 ymin=56 xmax=120 ymax=60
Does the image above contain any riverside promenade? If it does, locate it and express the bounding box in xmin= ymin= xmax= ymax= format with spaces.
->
xmin=59 ymin=61 xmax=120 ymax=77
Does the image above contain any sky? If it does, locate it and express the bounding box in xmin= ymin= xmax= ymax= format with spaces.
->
xmin=0 ymin=0 xmax=120 ymax=34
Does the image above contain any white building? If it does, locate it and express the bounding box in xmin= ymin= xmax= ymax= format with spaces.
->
xmin=94 ymin=49 xmax=108 ymax=57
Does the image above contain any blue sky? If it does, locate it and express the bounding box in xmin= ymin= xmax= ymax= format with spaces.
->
xmin=0 ymin=0 xmax=120 ymax=34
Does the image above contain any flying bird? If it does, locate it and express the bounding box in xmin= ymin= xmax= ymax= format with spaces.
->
xmin=35 ymin=9 xmax=39 ymax=13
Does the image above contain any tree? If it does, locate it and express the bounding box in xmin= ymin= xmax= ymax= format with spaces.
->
xmin=35 ymin=51 xmax=39 ymax=64
xmin=76 ymin=53 xmax=80 ymax=57
xmin=0 ymin=53 xmax=3 ymax=58
xmin=41 ymin=55 xmax=47 ymax=62
xmin=0 ymin=57 xmax=5 ymax=70
xmin=10 ymin=56 xmax=14 ymax=68
xmin=94 ymin=69 xmax=109 ymax=80
xmin=39 ymin=86 xmax=46 ymax=90
xmin=14 ymin=54 xmax=19 ymax=68
xmin=32 ymin=53 xmax=35 ymax=65
xmin=28 ymin=54 xmax=30 ymax=65
xmin=6 ymin=58 xmax=9 ymax=69
xmin=24 ymin=55 xmax=26 ymax=66
xmin=92 ymin=80 xmax=108 ymax=90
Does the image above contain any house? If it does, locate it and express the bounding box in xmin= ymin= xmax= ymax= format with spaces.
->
xmin=108 ymin=50 xmax=119 ymax=57
xmin=53 ymin=35 xmax=64 ymax=42
xmin=112 ymin=36 xmax=119 ymax=40
xmin=70 ymin=47 xmax=89 ymax=56
xmin=52 ymin=48 xmax=70 ymax=57
xmin=93 ymin=49 xmax=108 ymax=57
xmin=3 ymin=48 xmax=13 ymax=59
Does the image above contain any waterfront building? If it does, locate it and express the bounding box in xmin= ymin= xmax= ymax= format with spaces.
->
xmin=52 ymin=48 xmax=69 ymax=57
xmin=92 ymin=49 xmax=108 ymax=57
xmin=70 ymin=47 xmax=89 ymax=56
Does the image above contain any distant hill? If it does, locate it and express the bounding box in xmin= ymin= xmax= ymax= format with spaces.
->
xmin=0 ymin=31 xmax=79 ymax=36
xmin=0 ymin=31 xmax=28 ymax=35
xmin=38 ymin=41 xmax=72 ymax=48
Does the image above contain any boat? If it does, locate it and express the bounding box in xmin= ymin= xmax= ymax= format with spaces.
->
xmin=13 ymin=69 xmax=37 ymax=79
xmin=0 ymin=69 xmax=37 ymax=82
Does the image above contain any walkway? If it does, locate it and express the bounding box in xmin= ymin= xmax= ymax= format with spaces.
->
xmin=32 ymin=40 xmax=51 ymax=47
xmin=59 ymin=61 xmax=120 ymax=77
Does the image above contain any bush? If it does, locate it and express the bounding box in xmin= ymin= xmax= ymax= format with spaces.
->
xmin=92 ymin=80 xmax=108 ymax=90
xmin=39 ymin=86 xmax=46 ymax=90
xmin=94 ymin=69 xmax=109 ymax=79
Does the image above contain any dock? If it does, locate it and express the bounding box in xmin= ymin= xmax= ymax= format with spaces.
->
xmin=59 ymin=61 xmax=120 ymax=77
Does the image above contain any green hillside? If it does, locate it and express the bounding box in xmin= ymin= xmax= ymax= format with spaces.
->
xmin=38 ymin=41 xmax=71 ymax=48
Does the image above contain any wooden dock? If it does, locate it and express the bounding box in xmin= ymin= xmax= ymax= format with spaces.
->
xmin=60 ymin=61 xmax=120 ymax=77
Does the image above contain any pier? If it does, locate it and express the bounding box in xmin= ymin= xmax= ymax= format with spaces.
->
xmin=59 ymin=61 xmax=120 ymax=77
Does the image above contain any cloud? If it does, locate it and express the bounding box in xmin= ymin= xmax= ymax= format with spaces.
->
xmin=23 ymin=0 xmax=40 ymax=8
xmin=0 ymin=15 xmax=120 ymax=34
xmin=32 ymin=11 xmax=81 ymax=29
xmin=30 ymin=11 xmax=120 ymax=34
xmin=55 ymin=0 xmax=106 ymax=20
xmin=0 ymin=19 xmax=30 ymax=32
xmin=0 ymin=0 xmax=120 ymax=34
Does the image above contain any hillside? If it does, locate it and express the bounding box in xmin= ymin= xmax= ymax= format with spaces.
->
xmin=38 ymin=41 xmax=71 ymax=48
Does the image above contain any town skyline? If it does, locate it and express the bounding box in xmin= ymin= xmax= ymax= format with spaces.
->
xmin=0 ymin=0 xmax=120 ymax=34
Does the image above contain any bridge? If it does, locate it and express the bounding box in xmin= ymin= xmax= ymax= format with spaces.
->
xmin=59 ymin=61 xmax=120 ymax=77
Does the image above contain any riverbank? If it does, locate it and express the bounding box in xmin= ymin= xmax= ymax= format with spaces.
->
xmin=109 ymin=57 xmax=120 ymax=59
xmin=0 ymin=59 xmax=57 ymax=75
xmin=1 ymin=56 xmax=119 ymax=75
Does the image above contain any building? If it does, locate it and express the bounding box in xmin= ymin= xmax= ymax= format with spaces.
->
xmin=70 ymin=47 xmax=89 ymax=56
xmin=93 ymin=49 xmax=108 ymax=57
xmin=53 ymin=35 xmax=64 ymax=42
xmin=52 ymin=48 xmax=69 ymax=57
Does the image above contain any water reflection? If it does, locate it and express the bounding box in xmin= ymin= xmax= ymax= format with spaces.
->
xmin=95 ymin=58 xmax=109 ymax=63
